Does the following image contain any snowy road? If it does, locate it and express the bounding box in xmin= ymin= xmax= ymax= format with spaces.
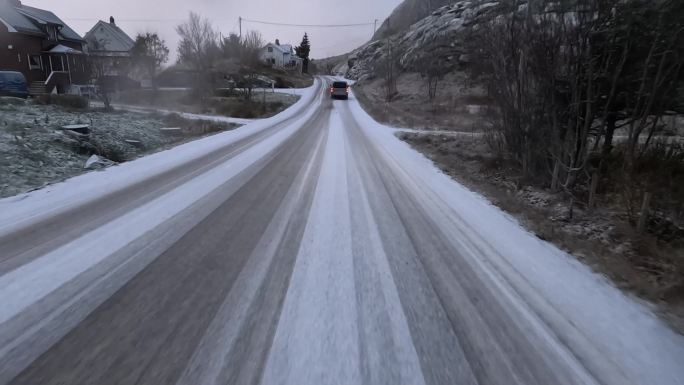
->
xmin=1 ymin=77 xmax=683 ymax=385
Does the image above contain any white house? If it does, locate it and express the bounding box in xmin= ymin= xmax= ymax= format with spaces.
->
xmin=84 ymin=17 xmax=135 ymax=77
xmin=260 ymin=40 xmax=302 ymax=71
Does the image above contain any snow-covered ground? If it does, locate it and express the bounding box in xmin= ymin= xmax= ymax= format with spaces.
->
xmin=1 ymin=76 xmax=683 ymax=385
xmin=346 ymin=87 xmax=684 ymax=385
xmin=0 ymin=80 xmax=321 ymax=238
xmin=0 ymin=102 xmax=230 ymax=199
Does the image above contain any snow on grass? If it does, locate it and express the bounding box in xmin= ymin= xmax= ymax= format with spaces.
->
xmin=0 ymin=80 xmax=321 ymax=238
xmin=346 ymin=87 xmax=684 ymax=385
xmin=106 ymin=103 xmax=255 ymax=125
xmin=0 ymin=104 xmax=182 ymax=198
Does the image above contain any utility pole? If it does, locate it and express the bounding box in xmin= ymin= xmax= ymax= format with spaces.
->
xmin=374 ymin=19 xmax=378 ymax=35
xmin=239 ymin=16 xmax=242 ymax=39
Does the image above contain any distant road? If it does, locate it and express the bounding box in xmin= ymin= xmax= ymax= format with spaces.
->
xmin=1 ymin=77 xmax=683 ymax=385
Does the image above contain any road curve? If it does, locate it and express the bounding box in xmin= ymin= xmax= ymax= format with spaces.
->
xmin=1 ymin=77 xmax=683 ymax=385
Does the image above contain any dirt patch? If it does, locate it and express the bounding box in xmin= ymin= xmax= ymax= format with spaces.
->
xmin=353 ymin=72 xmax=489 ymax=131
xmin=397 ymin=132 xmax=684 ymax=332
xmin=0 ymin=102 xmax=238 ymax=198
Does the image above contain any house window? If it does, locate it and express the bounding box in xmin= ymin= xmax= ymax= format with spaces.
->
xmin=28 ymin=55 xmax=41 ymax=70
xmin=268 ymin=47 xmax=273 ymax=52
xmin=47 ymin=26 xmax=58 ymax=41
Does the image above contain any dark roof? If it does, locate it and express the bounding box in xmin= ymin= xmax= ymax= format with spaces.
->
xmin=0 ymin=1 xmax=83 ymax=42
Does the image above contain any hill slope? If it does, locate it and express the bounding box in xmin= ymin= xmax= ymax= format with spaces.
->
xmin=373 ymin=0 xmax=455 ymax=39
xmin=349 ymin=1 xmax=502 ymax=80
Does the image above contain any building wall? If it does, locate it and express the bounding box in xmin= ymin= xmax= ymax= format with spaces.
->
xmin=0 ymin=23 xmax=45 ymax=83
xmin=260 ymin=46 xmax=285 ymax=67
xmin=0 ymin=23 xmax=88 ymax=85
xmin=0 ymin=23 xmax=88 ymax=87
xmin=260 ymin=44 xmax=302 ymax=71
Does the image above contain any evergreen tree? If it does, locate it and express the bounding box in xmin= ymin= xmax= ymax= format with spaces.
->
xmin=221 ymin=33 xmax=242 ymax=59
xmin=295 ymin=33 xmax=311 ymax=73
xmin=131 ymin=33 xmax=169 ymax=89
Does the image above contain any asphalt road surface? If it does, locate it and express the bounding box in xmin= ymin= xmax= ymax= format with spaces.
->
xmin=1 ymin=78 xmax=683 ymax=385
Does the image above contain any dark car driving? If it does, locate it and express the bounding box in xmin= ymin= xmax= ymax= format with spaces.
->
xmin=330 ymin=81 xmax=349 ymax=100
xmin=0 ymin=71 xmax=29 ymax=99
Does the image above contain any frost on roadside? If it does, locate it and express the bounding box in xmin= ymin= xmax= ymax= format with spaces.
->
xmin=0 ymin=99 xmax=236 ymax=199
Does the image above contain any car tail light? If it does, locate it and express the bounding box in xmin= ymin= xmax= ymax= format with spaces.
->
xmin=330 ymin=87 xmax=334 ymax=93
xmin=346 ymin=87 xmax=350 ymax=93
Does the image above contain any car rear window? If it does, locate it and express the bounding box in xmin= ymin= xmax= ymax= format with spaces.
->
xmin=333 ymin=82 xmax=347 ymax=88
xmin=0 ymin=72 xmax=25 ymax=84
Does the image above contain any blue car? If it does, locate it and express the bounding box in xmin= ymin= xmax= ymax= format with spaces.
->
xmin=0 ymin=71 xmax=29 ymax=99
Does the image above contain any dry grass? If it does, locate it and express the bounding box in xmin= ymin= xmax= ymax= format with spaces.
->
xmin=35 ymin=94 xmax=89 ymax=110
xmin=114 ymin=89 xmax=298 ymax=119
xmin=397 ymin=130 xmax=684 ymax=333
xmin=353 ymin=72 xmax=489 ymax=131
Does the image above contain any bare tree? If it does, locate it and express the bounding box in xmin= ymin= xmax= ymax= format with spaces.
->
xmin=376 ymin=38 xmax=399 ymax=102
xmin=237 ymin=30 xmax=265 ymax=102
xmin=465 ymin=0 xmax=684 ymax=230
xmin=87 ymin=38 xmax=114 ymax=111
xmin=418 ymin=55 xmax=448 ymax=101
xmin=176 ymin=12 xmax=220 ymax=96
xmin=176 ymin=12 xmax=219 ymax=70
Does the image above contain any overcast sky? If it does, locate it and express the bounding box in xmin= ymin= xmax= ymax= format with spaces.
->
xmin=24 ymin=0 xmax=401 ymax=62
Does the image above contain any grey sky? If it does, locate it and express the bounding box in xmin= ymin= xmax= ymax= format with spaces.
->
xmin=24 ymin=0 xmax=401 ymax=61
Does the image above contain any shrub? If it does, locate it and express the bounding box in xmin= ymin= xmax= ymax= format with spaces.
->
xmin=0 ymin=96 xmax=27 ymax=106
xmin=35 ymin=94 xmax=89 ymax=109
xmin=214 ymin=89 xmax=236 ymax=98
xmin=162 ymin=113 xmax=235 ymax=134
xmin=274 ymin=76 xmax=294 ymax=89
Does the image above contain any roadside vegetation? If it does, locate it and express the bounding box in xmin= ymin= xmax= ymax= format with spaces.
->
xmin=351 ymin=0 xmax=684 ymax=327
xmin=2 ymin=12 xmax=315 ymax=198
xmin=114 ymin=89 xmax=298 ymax=119
xmin=175 ymin=13 xmax=310 ymax=101
xmin=34 ymin=94 xmax=90 ymax=110
xmin=110 ymin=12 xmax=310 ymax=119
xmin=86 ymin=12 xmax=312 ymax=119
xmin=0 ymin=97 xmax=237 ymax=198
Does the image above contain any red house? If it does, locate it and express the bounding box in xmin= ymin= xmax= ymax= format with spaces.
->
xmin=0 ymin=0 xmax=88 ymax=94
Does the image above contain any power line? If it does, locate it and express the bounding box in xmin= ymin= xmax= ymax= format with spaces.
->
xmin=241 ymin=18 xmax=375 ymax=28
xmin=64 ymin=17 xmax=185 ymax=23
xmin=63 ymin=17 xmax=377 ymax=28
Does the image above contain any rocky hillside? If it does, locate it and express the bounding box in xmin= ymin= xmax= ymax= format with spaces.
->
xmin=348 ymin=1 xmax=502 ymax=80
xmin=372 ymin=0 xmax=454 ymax=39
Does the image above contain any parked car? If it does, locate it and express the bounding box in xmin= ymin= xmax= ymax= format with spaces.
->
xmin=0 ymin=71 xmax=29 ymax=99
xmin=330 ymin=81 xmax=349 ymax=100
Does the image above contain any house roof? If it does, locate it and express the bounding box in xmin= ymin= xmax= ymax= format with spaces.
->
xmin=85 ymin=20 xmax=135 ymax=54
xmin=47 ymin=44 xmax=83 ymax=54
xmin=264 ymin=42 xmax=294 ymax=55
xmin=0 ymin=1 xmax=83 ymax=42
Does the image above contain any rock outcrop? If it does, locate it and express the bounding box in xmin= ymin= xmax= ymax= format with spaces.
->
xmin=348 ymin=1 xmax=504 ymax=81
xmin=372 ymin=0 xmax=454 ymax=40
